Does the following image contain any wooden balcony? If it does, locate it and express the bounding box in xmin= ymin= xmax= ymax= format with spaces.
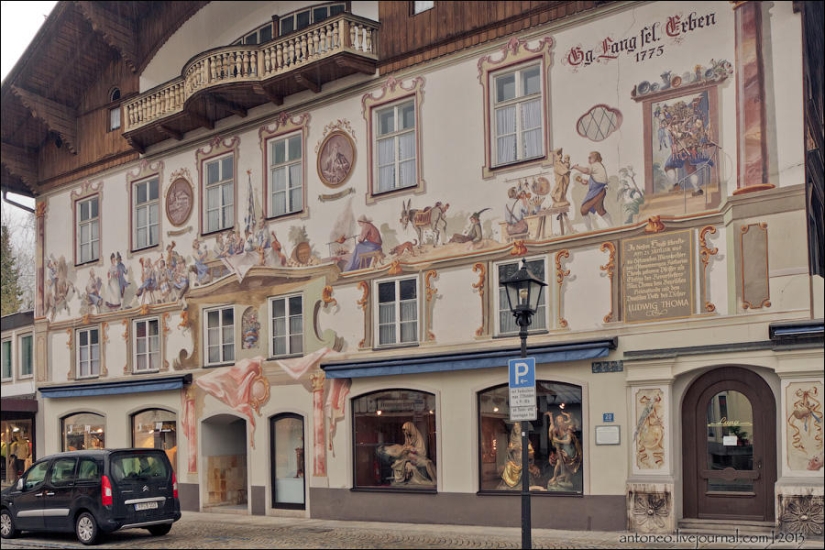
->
xmin=122 ymin=14 xmax=379 ymax=153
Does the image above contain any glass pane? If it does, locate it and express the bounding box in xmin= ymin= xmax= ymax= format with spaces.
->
xmin=378 ymin=109 xmax=395 ymax=136
xmin=222 ymin=156 xmax=233 ymax=178
xmin=273 ymin=140 xmax=286 ymax=165
xmin=522 ymin=66 xmax=541 ymax=96
xmin=208 ymin=161 xmax=219 ymax=184
xmin=274 ymin=417 xmax=305 ymax=504
xmin=399 ymin=279 xmax=417 ymax=300
xmin=288 ymin=135 xmax=302 ymax=161
xmin=706 ymin=391 xmax=754 ymax=492
xmin=288 ymin=296 xmax=302 ymax=314
xmin=400 ymin=102 xmax=415 ymax=130
xmin=378 ymin=282 xmax=395 ymax=303
xmin=296 ymin=10 xmax=310 ymax=30
xmin=496 ymin=73 xmax=515 ymax=103
xmin=280 ymin=17 xmax=294 ymax=35
xmin=272 ymin=299 xmax=285 ymax=319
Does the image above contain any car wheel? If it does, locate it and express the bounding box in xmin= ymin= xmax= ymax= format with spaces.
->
xmin=147 ymin=524 xmax=172 ymax=536
xmin=1 ymin=508 xmax=20 ymax=539
xmin=75 ymin=511 xmax=100 ymax=545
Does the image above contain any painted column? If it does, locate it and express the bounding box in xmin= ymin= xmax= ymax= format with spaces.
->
xmin=35 ymin=201 xmax=46 ymax=319
xmin=309 ymin=371 xmax=327 ymax=477
xmin=732 ymin=1 xmax=774 ymax=194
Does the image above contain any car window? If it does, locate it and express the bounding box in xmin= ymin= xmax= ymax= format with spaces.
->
xmin=111 ymin=453 xmax=168 ymax=481
xmin=50 ymin=457 xmax=78 ymax=485
xmin=23 ymin=461 xmax=50 ymax=491
xmin=78 ymin=458 xmax=101 ymax=481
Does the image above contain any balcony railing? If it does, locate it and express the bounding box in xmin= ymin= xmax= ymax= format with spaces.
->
xmin=124 ymin=14 xmax=378 ymax=133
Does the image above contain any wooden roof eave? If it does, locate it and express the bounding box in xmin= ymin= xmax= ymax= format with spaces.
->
xmin=11 ymin=86 xmax=78 ymax=155
xmin=0 ymin=144 xmax=39 ymax=198
xmin=75 ymin=0 xmax=140 ymax=73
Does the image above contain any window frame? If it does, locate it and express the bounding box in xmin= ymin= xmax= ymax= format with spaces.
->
xmin=374 ymin=99 xmax=418 ymax=195
xmin=203 ymin=305 xmax=235 ymax=366
xmin=374 ymin=276 xmax=419 ymax=348
xmin=108 ymin=87 xmax=121 ymax=132
xmin=133 ymin=317 xmax=161 ymax=373
xmin=1 ymin=338 xmax=11 ymax=381
xmin=75 ymin=195 xmax=100 ymax=265
xmin=18 ymin=332 xmax=33 ymax=379
xmin=363 ymin=77 xmax=425 ymax=202
xmin=268 ymin=294 xmax=304 ymax=358
xmin=490 ymin=62 xmax=544 ymax=168
xmin=351 ymin=389 xmax=437 ymax=491
xmin=76 ymin=327 xmax=101 ymax=379
xmin=266 ymin=131 xmax=304 ymax=219
xmin=493 ymin=256 xmax=549 ymax=337
xmin=202 ymin=152 xmax=236 ymax=235
xmin=132 ymin=176 xmax=160 ymax=252
xmin=478 ymin=37 xmax=553 ymax=179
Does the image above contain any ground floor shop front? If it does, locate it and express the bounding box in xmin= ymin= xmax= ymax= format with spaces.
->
xmin=35 ymin=340 xmax=823 ymax=537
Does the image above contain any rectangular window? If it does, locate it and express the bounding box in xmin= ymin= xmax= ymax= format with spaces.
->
xmin=205 ymin=306 xmax=234 ymax=365
xmin=492 ymin=64 xmax=543 ymax=166
xmin=19 ymin=334 xmax=33 ymax=378
xmin=76 ymin=196 xmax=100 ymax=264
xmin=268 ymin=134 xmax=303 ymax=217
xmin=1 ymin=339 xmax=11 ymax=380
xmin=134 ymin=318 xmax=160 ymax=372
xmin=133 ymin=177 xmax=159 ymax=250
xmin=109 ymin=107 xmax=121 ymax=131
xmin=204 ymin=154 xmax=235 ymax=233
xmin=270 ymin=295 xmax=303 ymax=357
xmin=377 ymin=278 xmax=418 ymax=346
xmin=496 ymin=258 xmax=547 ymax=335
xmin=76 ymin=328 xmax=100 ymax=378
xmin=375 ymin=99 xmax=417 ymax=194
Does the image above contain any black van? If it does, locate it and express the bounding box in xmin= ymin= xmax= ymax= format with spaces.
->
xmin=1 ymin=448 xmax=181 ymax=545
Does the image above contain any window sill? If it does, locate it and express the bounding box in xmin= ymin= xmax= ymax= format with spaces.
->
xmin=267 ymin=353 xmax=303 ymax=361
xmin=373 ymin=342 xmax=420 ymax=351
xmin=204 ymin=362 xmax=236 ymax=369
xmin=132 ymin=369 xmax=160 ymax=375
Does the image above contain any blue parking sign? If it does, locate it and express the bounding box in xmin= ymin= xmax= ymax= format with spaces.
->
xmin=508 ymin=357 xmax=536 ymax=388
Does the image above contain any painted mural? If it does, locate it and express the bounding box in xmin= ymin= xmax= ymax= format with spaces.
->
xmin=635 ymin=389 xmax=665 ymax=470
xmin=786 ymin=382 xmax=823 ymax=471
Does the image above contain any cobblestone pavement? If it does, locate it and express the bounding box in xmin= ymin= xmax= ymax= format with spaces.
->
xmin=1 ymin=511 xmax=821 ymax=549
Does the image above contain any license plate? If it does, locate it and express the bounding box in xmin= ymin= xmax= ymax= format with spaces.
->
xmin=135 ymin=501 xmax=159 ymax=511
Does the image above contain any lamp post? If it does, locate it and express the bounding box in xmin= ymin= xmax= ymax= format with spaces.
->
xmin=501 ymin=258 xmax=547 ymax=550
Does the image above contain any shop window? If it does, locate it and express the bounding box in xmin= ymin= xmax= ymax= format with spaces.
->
xmin=478 ymin=382 xmax=583 ymax=494
xmin=376 ymin=277 xmax=418 ymax=346
xmin=495 ymin=257 xmax=548 ymax=335
xmin=204 ymin=306 xmax=235 ymax=365
xmin=19 ymin=333 xmax=33 ymax=378
xmin=1 ymin=339 xmax=10 ymax=381
xmin=352 ymin=389 xmax=437 ymax=489
xmin=4 ymin=423 xmax=32 ymax=483
xmin=76 ymin=327 xmax=100 ymax=378
xmin=63 ymin=412 xmax=106 ymax=452
xmin=270 ymin=414 xmax=305 ymax=508
xmin=269 ymin=294 xmax=303 ymax=357
xmin=132 ymin=409 xmax=177 ymax=472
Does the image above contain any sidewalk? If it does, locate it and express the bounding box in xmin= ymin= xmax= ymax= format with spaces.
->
xmin=180 ymin=510 xmax=822 ymax=549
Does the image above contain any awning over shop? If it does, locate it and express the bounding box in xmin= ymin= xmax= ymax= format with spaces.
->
xmin=321 ymin=338 xmax=617 ymax=379
xmin=39 ymin=374 xmax=192 ymax=399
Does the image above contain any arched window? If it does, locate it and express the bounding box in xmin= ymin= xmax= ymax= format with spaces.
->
xmin=62 ymin=412 xmax=106 ymax=451
xmin=478 ymin=382 xmax=583 ymax=494
xmin=352 ymin=389 xmax=437 ymax=490
xmin=109 ymin=87 xmax=121 ymax=131
xmin=132 ymin=409 xmax=177 ymax=472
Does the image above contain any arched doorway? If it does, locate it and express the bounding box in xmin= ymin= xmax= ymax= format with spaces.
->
xmin=682 ymin=367 xmax=776 ymax=521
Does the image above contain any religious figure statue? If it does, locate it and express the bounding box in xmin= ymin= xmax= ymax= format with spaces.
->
xmin=546 ymin=410 xmax=582 ymax=490
xmin=498 ymin=421 xmax=540 ymax=490
xmin=376 ymin=421 xmax=437 ymax=486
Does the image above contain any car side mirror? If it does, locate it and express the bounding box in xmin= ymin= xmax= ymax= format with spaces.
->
xmin=16 ymin=478 xmax=24 ymax=491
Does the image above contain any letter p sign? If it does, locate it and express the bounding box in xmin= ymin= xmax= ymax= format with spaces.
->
xmin=508 ymin=357 xmax=536 ymax=389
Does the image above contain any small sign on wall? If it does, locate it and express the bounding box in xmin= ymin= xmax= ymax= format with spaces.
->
xmin=603 ymin=413 xmax=614 ymax=422
xmin=596 ymin=425 xmax=621 ymax=445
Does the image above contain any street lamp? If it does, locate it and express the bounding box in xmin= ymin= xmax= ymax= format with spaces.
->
xmin=501 ymin=258 xmax=547 ymax=550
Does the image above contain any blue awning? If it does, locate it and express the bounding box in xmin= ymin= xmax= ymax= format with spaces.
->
xmin=322 ymin=338 xmax=617 ymax=379
xmin=39 ymin=374 xmax=192 ymax=399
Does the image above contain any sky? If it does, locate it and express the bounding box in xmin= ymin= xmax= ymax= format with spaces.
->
xmin=1 ymin=1 xmax=57 ymax=213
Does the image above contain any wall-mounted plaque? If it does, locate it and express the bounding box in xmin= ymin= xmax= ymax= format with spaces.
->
xmin=317 ymin=131 xmax=355 ymax=188
xmin=166 ymin=177 xmax=193 ymax=227
xmin=622 ymin=229 xmax=694 ymax=323
xmin=596 ymin=425 xmax=621 ymax=445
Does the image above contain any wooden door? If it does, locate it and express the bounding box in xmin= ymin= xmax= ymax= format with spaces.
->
xmin=682 ymin=367 xmax=776 ymax=521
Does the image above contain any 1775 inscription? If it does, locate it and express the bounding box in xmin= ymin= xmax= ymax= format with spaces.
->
xmin=622 ymin=230 xmax=694 ymax=322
